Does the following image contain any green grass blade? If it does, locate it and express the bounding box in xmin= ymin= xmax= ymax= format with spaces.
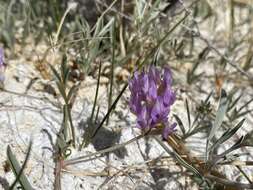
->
xmin=66 ymin=104 xmax=75 ymax=148
xmin=185 ymin=99 xmax=191 ymax=128
xmin=61 ymin=54 xmax=69 ymax=85
xmin=67 ymin=84 xmax=79 ymax=103
xmin=107 ymin=17 xmax=116 ymax=125
xmin=91 ymin=83 xmax=128 ymax=138
xmin=56 ymin=81 xmax=67 ymax=103
xmin=49 ymin=64 xmax=61 ymax=82
xmin=80 ymin=62 xmax=102 ymax=149
xmin=90 ymin=61 xmax=102 ymax=123
xmin=7 ymin=142 xmax=33 ymax=190
xmin=173 ymin=114 xmax=186 ymax=136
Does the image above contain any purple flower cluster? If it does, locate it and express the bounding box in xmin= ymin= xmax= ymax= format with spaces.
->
xmin=129 ymin=66 xmax=176 ymax=139
xmin=0 ymin=48 xmax=5 ymax=82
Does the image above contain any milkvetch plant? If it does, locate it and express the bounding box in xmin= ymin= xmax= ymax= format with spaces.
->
xmin=129 ymin=65 xmax=176 ymax=139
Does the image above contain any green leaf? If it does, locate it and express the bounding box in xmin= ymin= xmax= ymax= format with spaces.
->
xmin=155 ymin=136 xmax=202 ymax=178
xmin=67 ymin=84 xmax=79 ymax=103
xmin=242 ymin=130 xmax=253 ymax=147
xmin=237 ymin=98 xmax=253 ymax=114
xmin=151 ymin=47 xmax=160 ymax=66
xmin=56 ymin=131 xmax=69 ymax=154
xmin=208 ymin=89 xmax=229 ymax=141
xmin=227 ymin=92 xmax=242 ymax=111
xmin=91 ymin=17 xmax=114 ymax=64
xmin=232 ymin=109 xmax=253 ymax=121
xmin=61 ymin=54 xmax=69 ymax=85
xmin=209 ymin=118 xmax=245 ymax=152
xmin=63 ymin=67 xmax=70 ymax=85
xmin=107 ymin=17 xmax=116 ymax=125
xmin=231 ymin=136 xmax=245 ymax=149
xmin=185 ymin=99 xmax=191 ymax=128
xmin=56 ymin=81 xmax=67 ymax=103
xmin=80 ymin=62 xmax=102 ymax=150
xmin=7 ymin=142 xmax=33 ymax=190
xmin=173 ymin=114 xmax=185 ymax=136
xmin=91 ymin=83 xmax=128 ymax=138
xmin=90 ymin=61 xmax=102 ymax=123
xmin=93 ymin=16 xmax=103 ymax=38
xmin=97 ymin=17 xmax=114 ymax=37
xmin=49 ymin=64 xmax=61 ymax=82
xmin=219 ymin=136 xmax=245 ymax=158
xmin=61 ymin=54 xmax=67 ymax=76
xmin=186 ymin=125 xmax=209 ymax=138
xmin=66 ymin=104 xmax=75 ymax=148
xmin=79 ymin=121 xmax=95 ymax=150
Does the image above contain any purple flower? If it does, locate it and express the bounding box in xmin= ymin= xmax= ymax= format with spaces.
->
xmin=129 ymin=65 xmax=176 ymax=139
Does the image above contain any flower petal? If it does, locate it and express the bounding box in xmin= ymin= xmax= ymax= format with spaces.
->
xmin=163 ymin=67 xmax=172 ymax=86
xmin=129 ymin=65 xmax=176 ymax=133
xmin=162 ymin=122 xmax=177 ymax=140
xmin=163 ymin=89 xmax=176 ymax=107
xmin=147 ymin=81 xmax=157 ymax=103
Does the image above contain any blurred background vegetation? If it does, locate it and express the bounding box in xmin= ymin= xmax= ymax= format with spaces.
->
xmin=1 ymin=0 xmax=252 ymax=78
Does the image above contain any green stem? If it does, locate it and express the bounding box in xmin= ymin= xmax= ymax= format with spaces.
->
xmin=107 ymin=17 xmax=116 ymax=125
xmin=65 ymin=134 xmax=144 ymax=166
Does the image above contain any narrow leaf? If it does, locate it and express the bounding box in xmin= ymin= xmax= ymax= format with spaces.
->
xmin=56 ymin=82 xmax=67 ymax=103
xmin=49 ymin=64 xmax=61 ymax=82
xmin=219 ymin=136 xmax=245 ymax=158
xmin=185 ymin=99 xmax=191 ymax=128
xmin=155 ymin=136 xmax=202 ymax=178
xmin=242 ymin=130 xmax=253 ymax=147
xmin=7 ymin=143 xmax=33 ymax=190
xmin=67 ymin=84 xmax=79 ymax=103
xmin=173 ymin=114 xmax=185 ymax=135
xmin=209 ymin=118 xmax=245 ymax=151
xmin=80 ymin=62 xmax=102 ymax=149
xmin=107 ymin=17 xmax=116 ymax=125
xmin=208 ymin=89 xmax=229 ymax=141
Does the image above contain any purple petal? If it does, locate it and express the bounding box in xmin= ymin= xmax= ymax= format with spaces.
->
xmin=142 ymin=74 xmax=149 ymax=93
xmin=129 ymin=95 xmax=140 ymax=114
xmin=151 ymin=99 xmax=168 ymax=123
xmin=136 ymin=105 xmax=151 ymax=129
xmin=162 ymin=122 xmax=177 ymax=140
xmin=163 ymin=89 xmax=176 ymax=107
xmin=147 ymin=81 xmax=157 ymax=103
xmin=151 ymin=100 xmax=161 ymax=122
xmin=163 ymin=67 xmax=172 ymax=86
xmin=148 ymin=66 xmax=161 ymax=84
